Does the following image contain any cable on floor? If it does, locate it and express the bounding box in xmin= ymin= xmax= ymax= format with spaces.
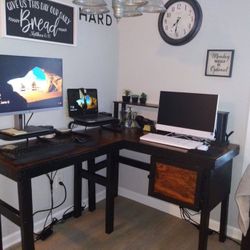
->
xmin=33 ymin=172 xmax=67 ymax=241
xmin=179 ymin=207 xmax=241 ymax=246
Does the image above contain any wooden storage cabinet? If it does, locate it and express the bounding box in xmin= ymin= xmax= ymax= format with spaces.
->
xmin=148 ymin=157 xmax=201 ymax=210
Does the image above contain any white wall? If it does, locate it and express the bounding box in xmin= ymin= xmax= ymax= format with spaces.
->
xmin=0 ymin=3 xmax=118 ymax=243
xmin=1 ymin=0 xmax=250 ymax=245
xmin=117 ymin=0 xmax=250 ymax=230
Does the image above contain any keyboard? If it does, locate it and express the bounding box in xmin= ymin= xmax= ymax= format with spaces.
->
xmin=0 ymin=142 xmax=75 ymax=162
xmin=24 ymin=125 xmax=54 ymax=134
xmin=140 ymin=133 xmax=203 ymax=149
xmin=83 ymin=116 xmax=114 ymax=123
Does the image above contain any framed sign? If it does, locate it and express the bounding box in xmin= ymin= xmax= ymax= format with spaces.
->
xmin=1 ymin=0 xmax=76 ymax=46
xmin=205 ymin=50 xmax=234 ymax=77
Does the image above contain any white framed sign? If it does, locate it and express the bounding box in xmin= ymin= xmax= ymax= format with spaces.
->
xmin=205 ymin=50 xmax=234 ymax=77
xmin=1 ymin=0 xmax=77 ymax=46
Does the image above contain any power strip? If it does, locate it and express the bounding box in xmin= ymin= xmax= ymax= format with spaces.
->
xmin=63 ymin=206 xmax=85 ymax=220
xmin=38 ymin=227 xmax=53 ymax=241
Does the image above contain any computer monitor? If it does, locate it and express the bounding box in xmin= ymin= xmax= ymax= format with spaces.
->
xmin=0 ymin=55 xmax=63 ymax=116
xmin=156 ymin=91 xmax=219 ymax=140
xmin=67 ymin=88 xmax=98 ymax=117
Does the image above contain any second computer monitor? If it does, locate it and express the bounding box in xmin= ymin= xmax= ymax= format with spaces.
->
xmin=156 ymin=91 xmax=219 ymax=140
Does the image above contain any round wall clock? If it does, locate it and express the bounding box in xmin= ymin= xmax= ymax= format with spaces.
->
xmin=158 ymin=0 xmax=202 ymax=46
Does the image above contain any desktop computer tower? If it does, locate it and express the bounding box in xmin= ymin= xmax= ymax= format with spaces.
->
xmin=215 ymin=111 xmax=229 ymax=145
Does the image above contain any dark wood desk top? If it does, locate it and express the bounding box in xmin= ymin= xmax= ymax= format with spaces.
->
xmin=0 ymin=128 xmax=240 ymax=181
xmin=122 ymin=129 xmax=239 ymax=168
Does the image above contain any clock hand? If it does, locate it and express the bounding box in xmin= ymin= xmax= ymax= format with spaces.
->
xmin=174 ymin=17 xmax=181 ymax=33
xmin=172 ymin=17 xmax=181 ymax=27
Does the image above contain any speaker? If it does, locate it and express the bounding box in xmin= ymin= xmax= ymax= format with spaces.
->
xmin=215 ymin=111 xmax=229 ymax=145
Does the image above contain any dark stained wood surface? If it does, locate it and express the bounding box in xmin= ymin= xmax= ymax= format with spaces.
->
xmin=0 ymin=127 xmax=240 ymax=250
xmin=0 ymin=128 xmax=124 ymax=180
xmin=0 ymin=128 xmax=240 ymax=181
xmin=154 ymin=162 xmax=198 ymax=205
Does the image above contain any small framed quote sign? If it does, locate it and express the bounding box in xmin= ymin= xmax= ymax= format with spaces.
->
xmin=205 ymin=50 xmax=234 ymax=77
xmin=1 ymin=0 xmax=76 ymax=45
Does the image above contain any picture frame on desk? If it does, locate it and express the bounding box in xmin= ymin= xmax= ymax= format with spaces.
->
xmin=205 ymin=49 xmax=234 ymax=77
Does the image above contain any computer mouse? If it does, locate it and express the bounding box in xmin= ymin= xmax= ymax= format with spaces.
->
xmin=73 ymin=136 xmax=88 ymax=144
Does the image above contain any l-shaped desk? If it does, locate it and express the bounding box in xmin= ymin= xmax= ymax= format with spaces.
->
xmin=0 ymin=128 xmax=239 ymax=250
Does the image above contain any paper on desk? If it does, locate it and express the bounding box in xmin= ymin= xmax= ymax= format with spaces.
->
xmin=236 ymin=164 xmax=250 ymax=236
xmin=1 ymin=128 xmax=27 ymax=136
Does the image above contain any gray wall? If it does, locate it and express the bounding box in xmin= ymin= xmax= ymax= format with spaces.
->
xmin=117 ymin=0 xmax=249 ymax=232
xmin=0 ymin=4 xmax=118 ymax=244
xmin=0 ymin=0 xmax=249 ymax=246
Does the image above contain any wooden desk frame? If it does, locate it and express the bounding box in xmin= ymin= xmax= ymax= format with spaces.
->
xmin=0 ymin=129 xmax=239 ymax=250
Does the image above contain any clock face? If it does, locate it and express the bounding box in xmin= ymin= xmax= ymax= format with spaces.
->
xmin=158 ymin=0 xmax=202 ymax=46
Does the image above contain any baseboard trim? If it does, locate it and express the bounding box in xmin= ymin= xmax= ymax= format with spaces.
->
xmin=118 ymin=187 xmax=242 ymax=241
xmin=3 ymin=187 xmax=242 ymax=249
xmin=2 ymin=190 xmax=106 ymax=250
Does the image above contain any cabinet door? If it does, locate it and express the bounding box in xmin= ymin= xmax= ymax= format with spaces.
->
xmin=148 ymin=157 xmax=201 ymax=210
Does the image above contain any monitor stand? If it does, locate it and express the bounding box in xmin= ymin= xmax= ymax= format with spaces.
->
xmin=14 ymin=114 xmax=54 ymax=134
xmin=14 ymin=114 xmax=25 ymax=130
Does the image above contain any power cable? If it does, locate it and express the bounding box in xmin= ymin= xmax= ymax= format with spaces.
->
xmin=33 ymin=172 xmax=67 ymax=241
xmin=179 ymin=207 xmax=241 ymax=246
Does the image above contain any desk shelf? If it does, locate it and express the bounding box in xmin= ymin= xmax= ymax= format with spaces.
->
xmin=113 ymin=101 xmax=158 ymax=119
xmin=0 ymin=129 xmax=55 ymax=141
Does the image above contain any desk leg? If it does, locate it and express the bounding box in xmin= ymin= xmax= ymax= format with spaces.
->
xmin=0 ymin=215 xmax=2 ymax=250
xmin=105 ymin=152 xmax=115 ymax=234
xmin=219 ymin=195 xmax=229 ymax=242
xmin=74 ymin=162 xmax=82 ymax=218
xmin=199 ymin=209 xmax=210 ymax=250
xmin=88 ymin=159 xmax=96 ymax=212
xmin=241 ymin=227 xmax=250 ymax=250
xmin=113 ymin=102 xmax=119 ymax=119
xmin=18 ymin=178 xmax=34 ymax=250
xmin=113 ymin=151 xmax=119 ymax=197
xmin=198 ymin=171 xmax=211 ymax=250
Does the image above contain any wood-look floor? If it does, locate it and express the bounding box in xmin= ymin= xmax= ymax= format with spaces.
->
xmin=9 ymin=197 xmax=240 ymax=250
